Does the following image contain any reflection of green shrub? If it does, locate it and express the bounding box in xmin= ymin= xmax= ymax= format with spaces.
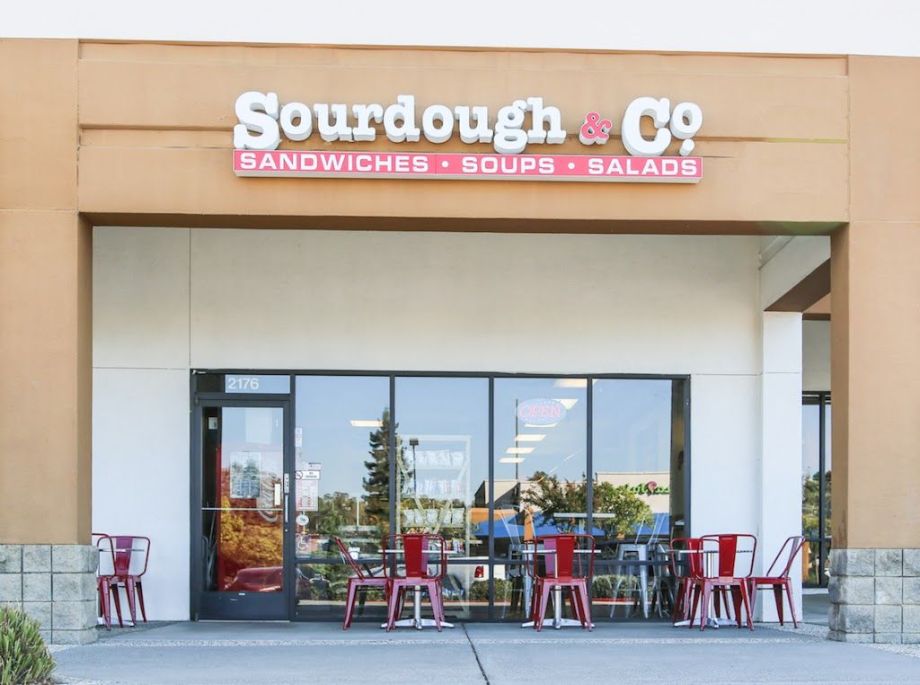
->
xmin=592 ymin=575 xmax=613 ymax=598
xmin=469 ymin=579 xmax=511 ymax=601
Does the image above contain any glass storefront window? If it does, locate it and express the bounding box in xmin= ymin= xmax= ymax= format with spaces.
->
xmin=193 ymin=371 xmax=692 ymax=621
xmin=802 ymin=393 xmax=831 ymax=587
xmin=492 ymin=378 xmax=587 ymax=620
xmin=394 ymin=377 xmax=490 ymax=620
xmin=591 ymin=379 xmax=686 ymax=618
xmin=293 ymin=376 xmax=389 ymax=619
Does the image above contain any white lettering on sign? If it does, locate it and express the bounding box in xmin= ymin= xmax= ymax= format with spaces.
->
xmin=234 ymin=93 xmax=579 ymax=155
xmin=232 ymin=93 xmax=705 ymax=181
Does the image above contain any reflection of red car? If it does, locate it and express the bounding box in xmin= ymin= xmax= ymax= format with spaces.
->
xmin=226 ymin=566 xmax=283 ymax=592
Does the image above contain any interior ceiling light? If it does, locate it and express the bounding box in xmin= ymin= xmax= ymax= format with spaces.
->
xmin=499 ymin=457 xmax=525 ymax=464
xmin=525 ymin=423 xmax=557 ymax=429
xmin=515 ymin=434 xmax=546 ymax=442
xmin=350 ymin=419 xmax=383 ymax=427
xmin=555 ymin=398 xmax=579 ymax=410
xmin=506 ymin=446 xmax=535 ymax=454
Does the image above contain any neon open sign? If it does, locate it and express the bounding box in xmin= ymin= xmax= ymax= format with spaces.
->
xmin=517 ymin=398 xmax=567 ymax=426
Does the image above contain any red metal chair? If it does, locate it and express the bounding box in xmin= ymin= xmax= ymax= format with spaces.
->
xmin=384 ymin=533 xmax=447 ymax=631
xmin=668 ymin=537 xmax=703 ymax=622
xmin=747 ymin=535 xmax=805 ymax=627
xmin=689 ymin=534 xmax=755 ymax=631
xmin=93 ymin=533 xmax=123 ymax=629
xmin=110 ymin=535 xmax=150 ymax=625
xmin=533 ymin=534 xmax=594 ymax=631
xmin=334 ymin=536 xmax=390 ymax=630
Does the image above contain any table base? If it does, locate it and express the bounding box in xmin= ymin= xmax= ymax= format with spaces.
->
xmin=380 ymin=585 xmax=455 ymax=631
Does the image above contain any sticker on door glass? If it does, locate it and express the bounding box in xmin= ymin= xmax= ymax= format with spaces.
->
xmin=229 ymin=451 xmax=262 ymax=499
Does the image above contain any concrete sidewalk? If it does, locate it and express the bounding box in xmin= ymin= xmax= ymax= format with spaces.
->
xmin=52 ymin=619 xmax=920 ymax=685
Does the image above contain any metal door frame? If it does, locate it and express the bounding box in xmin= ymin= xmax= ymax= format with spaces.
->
xmin=190 ymin=396 xmax=293 ymax=620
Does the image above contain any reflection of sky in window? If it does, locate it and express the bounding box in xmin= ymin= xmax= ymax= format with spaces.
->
xmin=295 ymin=376 xmax=389 ymax=495
xmin=395 ymin=377 xmax=489 ymax=505
xmin=220 ymin=407 xmax=285 ymax=479
xmin=802 ymin=404 xmax=819 ymax=478
xmin=802 ymin=402 xmax=832 ymax=478
xmin=593 ymin=379 xmax=671 ymax=474
xmin=494 ymin=379 xmax=587 ymax=484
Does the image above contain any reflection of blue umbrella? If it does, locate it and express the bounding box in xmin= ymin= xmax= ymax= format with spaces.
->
xmin=474 ymin=514 xmax=525 ymax=538
xmin=634 ymin=512 xmax=669 ymax=538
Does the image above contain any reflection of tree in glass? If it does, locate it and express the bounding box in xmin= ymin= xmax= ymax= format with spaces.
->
xmin=218 ymin=468 xmax=282 ymax=588
xmin=523 ymin=471 xmax=652 ymax=536
xmin=802 ymin=470 xmax=832 ymax=538
xmin=362 ymin=408 xmax=401 ymax=535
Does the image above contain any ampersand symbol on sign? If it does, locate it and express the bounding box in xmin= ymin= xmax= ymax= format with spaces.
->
xmin=579 ymin=112 xmax=613 ymax=145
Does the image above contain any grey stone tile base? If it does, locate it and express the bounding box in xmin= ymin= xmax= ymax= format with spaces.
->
xmin=828 ymin=547 xmax=920 ymax=645
xmin=0 ymin=543 xmax=97 ymax=645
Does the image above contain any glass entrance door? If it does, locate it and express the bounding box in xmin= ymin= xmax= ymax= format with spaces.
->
xmin=194 ymin=402 xmax=290 ymax=619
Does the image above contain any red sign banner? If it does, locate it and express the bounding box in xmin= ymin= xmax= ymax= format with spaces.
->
xmin=233 ymin=149 xmax=702 ymax=183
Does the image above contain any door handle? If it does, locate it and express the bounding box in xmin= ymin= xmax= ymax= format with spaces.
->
xmin=284 ymin=494 xmax=289 ymax=525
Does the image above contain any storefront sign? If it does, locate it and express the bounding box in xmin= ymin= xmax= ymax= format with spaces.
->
xmin=233 ymin=93 xmax=703 ymax=183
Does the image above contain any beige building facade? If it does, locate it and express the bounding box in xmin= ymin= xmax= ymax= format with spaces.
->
xmin=0 ymin=38 xmax=918 ymax=643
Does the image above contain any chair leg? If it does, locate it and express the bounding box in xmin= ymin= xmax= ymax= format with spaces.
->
xmin=427 ymin=581 xmax=444 ymax=632
xmin=784 ymin=580 xmax=799 ymax=628
xmin=124 ymin=577 xmax=138 ymax=626
xmin=699 ymin=583 xmax=712 ymax=631
xmin=385 ymin=583 xmax=401 ymax=631
xmin=110 ymin=584 xmax=124 ymax=628
xmin=136 ymin=581 xmax=147 ymax=623
xmin=535 ymin=582 xmax=552 ymax=631
xmin=688 ymin=584 xmax=701 ymax=629
xmin=577 ymin=583 xmax=592 ymax=630
xmin=731 ymin=586 xmax=743 ymax=628
xmin=343 ymin=580 xmax=357 ymax=630
xmin=98 ymin=579 xmax=112 ymax=630
xmin=773 ymin=585 xmax=785 ymax=626
xmin=740 ymin=582 xmax=754 ymax=630
xmin=567 ymin=588 xmax=582 ymax=623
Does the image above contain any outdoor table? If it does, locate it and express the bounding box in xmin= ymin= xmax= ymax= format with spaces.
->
xmin=671 ymin=549 xmax=753 ymax=629
xmin=520 ymin=548 xmax=598 ymax=630
xmin=377 ymin=547 xmax=458 ymax=630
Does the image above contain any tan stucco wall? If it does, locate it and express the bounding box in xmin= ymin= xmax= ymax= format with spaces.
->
xmin=74 ymin=42 xmax=849 ymax=230
xmin=0 ymin=40 xmax=92 ymax=544
xmin=830 ymin=57 xmax=920 ymax=550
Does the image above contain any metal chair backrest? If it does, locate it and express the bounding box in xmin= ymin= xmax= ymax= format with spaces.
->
xmin=112 ymin=535 xmax=150 ymax=577
xmin=387 ymin=533 xmax=446 ymax=580
xmin=669 ymin=537 xmax=703 ymax=579
xmin=764 ymin=535 xmax=806 ymax=578
xmin=93 ymin=533 xmax=116 ymax=578
xmin=333 ymin=536 xmax=367 ymax=579
xmin=700 ymin=533 xmax=757 ymax=578
xmin=535 ymin=534 xmax=595 ymax=579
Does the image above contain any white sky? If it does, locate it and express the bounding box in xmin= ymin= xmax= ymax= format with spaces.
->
xmin=5 ymin=0 xmax=920 ymax=56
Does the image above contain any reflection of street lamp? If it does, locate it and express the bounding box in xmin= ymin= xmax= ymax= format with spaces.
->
xmin=409 ymin=437 xmax=419 ymax=496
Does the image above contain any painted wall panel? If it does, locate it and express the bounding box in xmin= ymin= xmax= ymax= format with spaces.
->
xmin=93 ymin=227 xmax=191 ymax=369
xmin=189 ymin=230 xmax=761 ymax=375
xmin=92 ymin=368 xmax=190 ymax=620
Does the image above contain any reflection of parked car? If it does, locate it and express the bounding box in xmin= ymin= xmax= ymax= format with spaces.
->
xmin=226 ymin=566 xmax=331 ymax=598
xmin=226 ymin=566 xmax=283 ymax=592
